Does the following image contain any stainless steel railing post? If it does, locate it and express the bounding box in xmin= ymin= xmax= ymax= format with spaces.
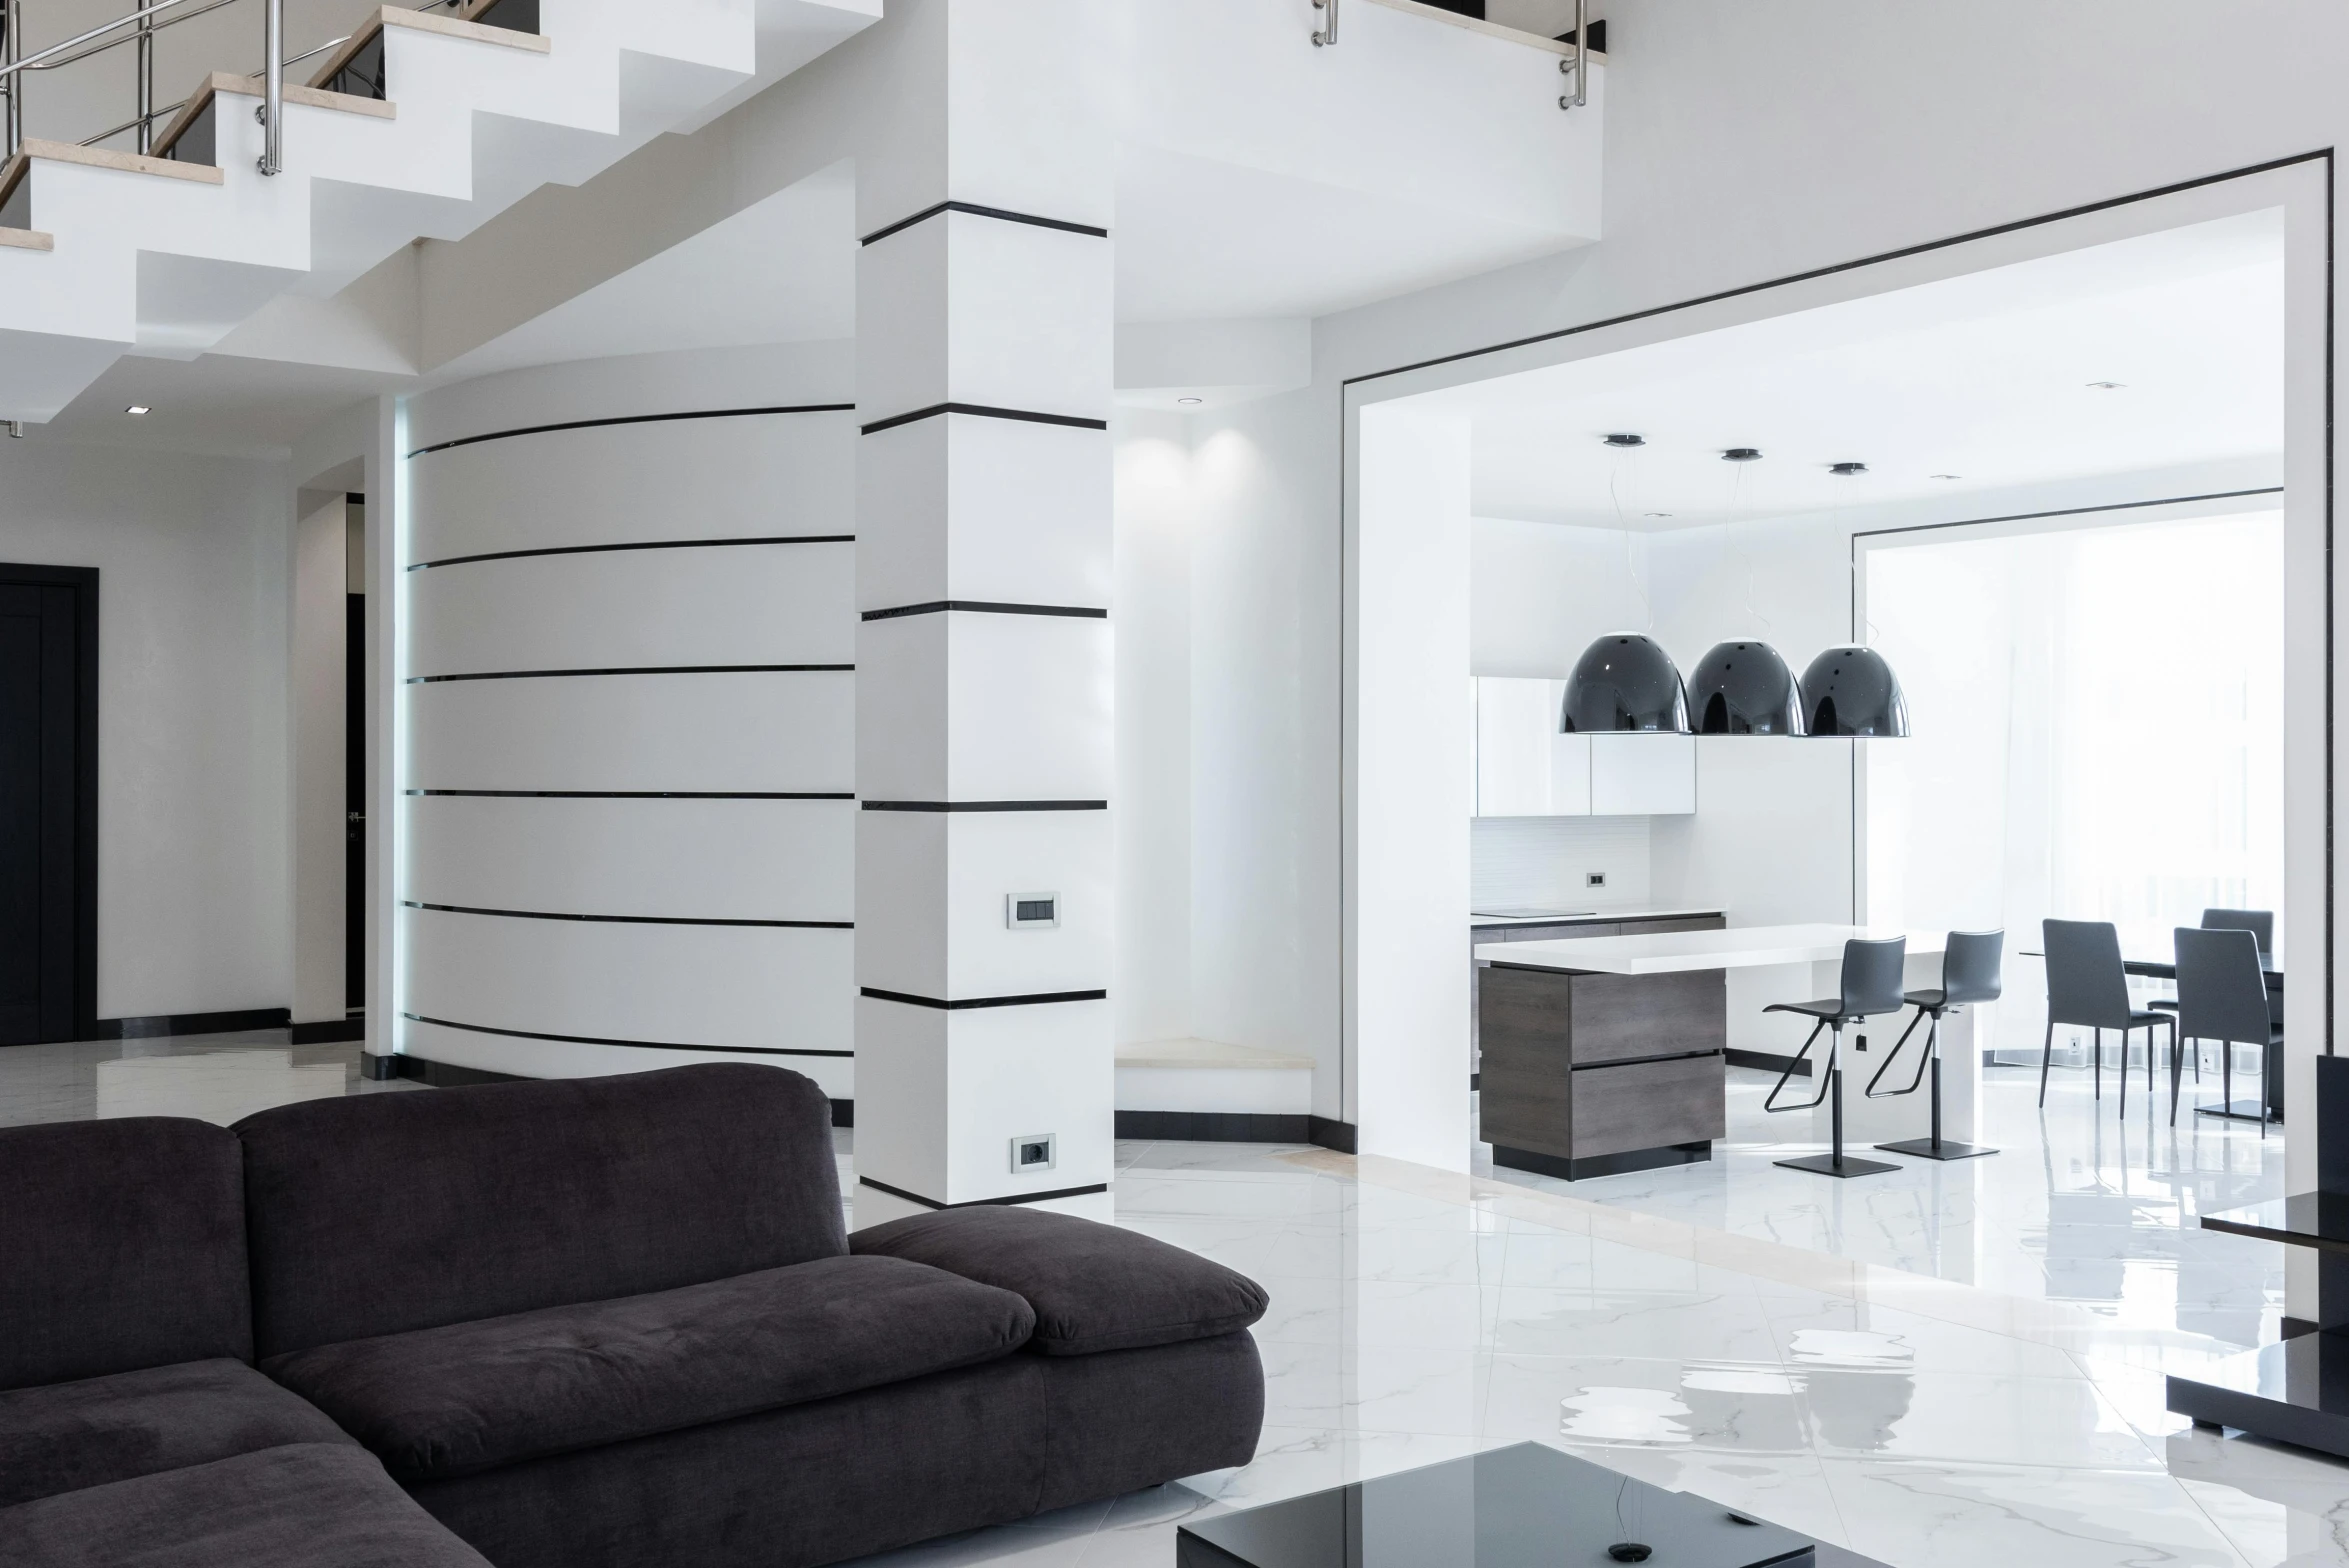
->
xmin=136 ymin=0 xmax=156 ymax=152
xmin=1312 ymin=0 xmax=1337 ymax=48
xmin=1559 ymin=0 xmax=1588 ymax=111
xmin=259 ymin=0 xmax=281 ymax=174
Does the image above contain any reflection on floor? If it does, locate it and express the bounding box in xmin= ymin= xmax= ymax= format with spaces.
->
xmin=0 ymin=1034 xmax=2337 ymax=1565
xmin=0 ymin=1031 xmax=422 ymax=1128
xmin=1478 ymin=1063 xmax=2289 ymax=1352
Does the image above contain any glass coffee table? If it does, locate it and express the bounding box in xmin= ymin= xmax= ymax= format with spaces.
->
xmin=1178 ymin=1444 xmax=1821 ymax=1568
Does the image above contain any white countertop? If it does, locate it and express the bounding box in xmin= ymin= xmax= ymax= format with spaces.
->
xmin=1476 ymin=923 xmax=1947 ymax=976
xmin=1468 ymin=908 xmax=1724 ymax=929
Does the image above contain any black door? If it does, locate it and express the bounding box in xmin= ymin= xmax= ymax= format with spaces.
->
xmin=0 ymin=567 xmax=95 ymax=1045
xmin=346 ymin=590 xmax=365 ymax=1011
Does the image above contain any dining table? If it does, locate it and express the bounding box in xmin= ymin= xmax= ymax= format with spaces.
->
xmin=2020 ymin=947 xmax=2283 ymax=1124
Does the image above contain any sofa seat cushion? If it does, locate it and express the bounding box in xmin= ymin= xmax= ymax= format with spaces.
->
xmin=0 ymin=1358 xmax=354 ymax=1508
xmin=0 ymin=1442 xmax=493 ymax=1568
xmin=265 ymin=1253 xmax=1035 ymax=1480
xmin=851 ymin=1207 xmax=1270 ymax=1356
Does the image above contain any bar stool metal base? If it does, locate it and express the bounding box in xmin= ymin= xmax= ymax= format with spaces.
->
xmin=1775 ymin=1151 xmax=1901 ymax=1178
xmin=1873 ymin=1136 xmax=1996 ymax=1161
xmin=2196 ymin=1100 xmax=2276 ymax=1125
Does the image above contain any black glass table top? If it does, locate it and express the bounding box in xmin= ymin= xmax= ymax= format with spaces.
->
xmin=2201 ymin=1193 xmax=2349 ymax=1251
xmin=1177 ymin=1444 xmax=1816 ymax=1568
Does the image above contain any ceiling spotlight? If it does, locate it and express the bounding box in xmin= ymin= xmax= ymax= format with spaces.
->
xmin=2086 ymin=380 xmax=2126 ymax=390
xmin=1930 ymin=473 xmax=1962 ymax=481
xmin=1644 ymin=512 xmax=1674 ymax=519
xmin=1176 ymin=396 xmax=1203 ymax=405
xmin=1602 ymin=433 xmax=1647 ymax=448
xmin=124 ymin=405 xmax=152 ymax=416
xmin=1722 ymin=448 xmax=1762 ymax=462
xmin=1828 ymin=462 xmax=1868 ymax=477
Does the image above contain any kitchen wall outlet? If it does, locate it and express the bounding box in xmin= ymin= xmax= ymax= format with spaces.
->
xmin=1586 ymin=872 xmax=1607 ymax=888
xmin=1011 ymin=1134 xmax=1057 ymax=1174
xmin=1007 ymin=893 xmax=1060 ymax=929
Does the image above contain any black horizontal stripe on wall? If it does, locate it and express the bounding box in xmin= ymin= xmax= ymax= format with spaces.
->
xmin=404 ymin=901 xmax=852 ymax=930
xmin=91 ymin=1007 xmax=291 ymax=1040
xmin=858 ymin=1176 xmax=1110 ymax=1212
xmin=410 ymin=535 xmax=854 ymax=573
xmin=407 ymin=404 xmax=856 ymax=458
xmin=860 ymin=404 xmax=1109 ymax=437
xmin=860 ymin=987 xmax=1106 ymax=1010
xmin=861 ymin=601 xmax=1107 ymax=622
xmin=409 ymin=790 xmax=855 ymax=800
xmin=1115 ymin=1111 xmax=1311 ymax=1145
xmin=859 ymin=201 xmax=1110 ymax=247
xmin=402 ymin=1013 xmax=852 ymax=1059
xmin=409 ymin=664 xmax=853 ymax=684
xmin=861 ymin=800 xmax=1107 ymax=813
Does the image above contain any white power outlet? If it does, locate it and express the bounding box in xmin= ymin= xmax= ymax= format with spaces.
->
xmin=1587 ymin=872 xmax=1607 ymax=888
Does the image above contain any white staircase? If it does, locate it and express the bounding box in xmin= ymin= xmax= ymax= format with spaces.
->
xmin=0 ymin=0 xmax=877 ymax=423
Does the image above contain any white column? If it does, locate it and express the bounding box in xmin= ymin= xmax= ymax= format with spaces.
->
xmin=852 ymin=0 xmax=1117 ymax=1222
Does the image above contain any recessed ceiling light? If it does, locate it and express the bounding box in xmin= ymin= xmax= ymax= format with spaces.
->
xmin=1722 ymin=448 xmax=1762 ymax=462
xmin=1176 ymin=397 xmax=1203 ymax=405
xmin=1602 ymin=432 xmax=1646 ymax=448
xmin=1930 ymin=473 xmax=1962 ymax=481
xmin=1828 ymin=462 xmax=1868 ymax=476
xmin=1644 ymin=512 xmax=1673 ymax=519
xmin=124 ymin=405 xmax=151 ymax=416
xmin=2086 ymin=380 xmax=2126 ymax=390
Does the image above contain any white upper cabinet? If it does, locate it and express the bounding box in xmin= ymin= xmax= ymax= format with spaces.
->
xmin=1472 ymin=677 xmax=1694 ymax=818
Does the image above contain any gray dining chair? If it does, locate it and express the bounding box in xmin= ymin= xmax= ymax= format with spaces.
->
xmin=2174 ymin=925 xmax=2282 ymax=1134
xmin=1763 ymin=935 xmax=1908 ymax=1178
xmin=1866 ymin=928 xmax=2002 ymax=1160
xmin=2040 ymin=918 xmax=2176 ymax=1117
xmin=2150 ymin=908 xmax=2276 ymax=1083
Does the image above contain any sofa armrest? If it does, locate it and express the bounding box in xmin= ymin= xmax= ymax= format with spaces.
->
xmin=850 ymin=1207 xmax=1267 ymax=1356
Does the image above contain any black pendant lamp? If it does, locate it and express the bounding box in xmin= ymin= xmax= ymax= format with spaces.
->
xmin=1687 ymin=641 xmax=1805 ymax=736
xmin=1560 ymin=634 xmax=1692 ymax=734
xmin=1798 ymin=645 xmax=1910 ymax=737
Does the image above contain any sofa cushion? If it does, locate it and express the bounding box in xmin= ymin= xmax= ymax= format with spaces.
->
xmin=851 ymin=1207 xmax=1269 ymax=1356
xmin=265 ymin=1253 xmax=1035 ymax=1480
xmin=0 ymin=1357 xmax=354 ymax=1508
xmin=0 ymin=1118 xmax=250 ymax=1392
xmin=0 ymin=1442 xmax=494 ymax=1568
xmin=235 ymin=1064 xmax=848 ymax=1358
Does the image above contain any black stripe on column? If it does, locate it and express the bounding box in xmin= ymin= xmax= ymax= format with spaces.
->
xmin=407 ymin=405 xmax=856 ymax=458
xmin=859 ymin=201 xmax=1109 ymax=247
xmin=860 ymin=404 xmax=1109 ymax=437
xmin=858 ymin=1175 xmax=1111 ymax=1211
xmin=410 ymin=536 xmax=854 ymax=573
xmin=861 ymin=601 xmax=1106 ymax=622
xmin=404 ymin=901 xmax=851 ymax=930
xmin=861 ymin=801 xmax=1106 ymax=813
xmin=402 ymin=1014 xmax=853 ymax=1058
xmin=860 ymin=987 xmax=1106 ymax=1010
xmin=409 ymin=790 xmax=855 ymax=800
xmin=409 ymin=665 xmax=853 ymax=684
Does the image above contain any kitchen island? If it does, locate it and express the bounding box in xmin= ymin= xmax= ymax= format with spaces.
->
xmin=1474 ymin=924 xmax=1949 ymax=1180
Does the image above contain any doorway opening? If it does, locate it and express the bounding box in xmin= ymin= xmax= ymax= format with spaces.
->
xmin=0 ymin=564 xmax=97 ymax=1046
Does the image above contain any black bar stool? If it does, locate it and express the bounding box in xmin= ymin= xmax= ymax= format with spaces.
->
xmin=1763 ymin=936 xmax=1908 ymax=1178
xmin=2175 ymin=925 xmax=2281 ymax=1134
xmin=1866 ymin=928 xmax=2002 ymax=1161
xmin=2040 ymin=918 xmax=2175 ymax=1118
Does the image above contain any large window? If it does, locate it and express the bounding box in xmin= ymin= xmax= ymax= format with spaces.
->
xmin=1864 ymin=510 xmax=2283 ymax=1058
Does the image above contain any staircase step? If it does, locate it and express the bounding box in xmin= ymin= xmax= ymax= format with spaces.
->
xmin=310 ymin=5 xmax=551 ymax=97
xmin=0 ymin=138 xmax=223 ymax=229
xmin=0 ymin=228 xmax=53 ymax=253
xmin=152 ymin=73 xmax=398 ymax=165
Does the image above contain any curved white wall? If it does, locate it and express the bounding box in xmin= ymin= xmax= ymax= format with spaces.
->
xmin=400 ymin=344 xmax=857 ymax=1098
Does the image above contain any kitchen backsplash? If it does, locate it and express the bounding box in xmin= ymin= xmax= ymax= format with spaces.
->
xmin=1471 ymin=816 xmax=1654 ymax=913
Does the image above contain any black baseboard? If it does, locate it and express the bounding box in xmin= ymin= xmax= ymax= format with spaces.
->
xmin=393 ymin=1056 xmax=526 ymax=1088
xmin=359 ymin=1050 xmax=401 ymax=1081
xmin=1116 ymin=1110 xmax=1312 ymax=1144
xmin=2285 ymin=1315 xmax=2321 ymax=1340
xmin=291 ymin=1017 xmax=366 ymax=1045
xmin=93 ymin=1007 xmax=291 ymax=1040
xmin=1493 ymin=1141 xmax=1712 ymax=1182
xmin=830 ymin=1098 xmax=853 ymax=1128
xmin=1726 ymin=1048 xmax=1812 ymax=1078
xmin=1308 ymin=1115 xmax=1357 ymax=1154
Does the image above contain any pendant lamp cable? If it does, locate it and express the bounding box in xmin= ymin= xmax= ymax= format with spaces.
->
xmin=1610 ymin=458 xmax=1653 ymax=631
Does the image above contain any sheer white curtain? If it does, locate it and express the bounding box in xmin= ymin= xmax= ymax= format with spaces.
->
xmin=1865 ymin=511 xmax=2283 ymax=1060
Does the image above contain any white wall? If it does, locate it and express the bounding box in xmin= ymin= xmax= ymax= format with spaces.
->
xmin=0 ymin=440 xmax=290 ymax=1020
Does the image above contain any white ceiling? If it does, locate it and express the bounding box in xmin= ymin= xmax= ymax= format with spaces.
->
xmin=1443 ymin=210 xmax=2286 ymax=529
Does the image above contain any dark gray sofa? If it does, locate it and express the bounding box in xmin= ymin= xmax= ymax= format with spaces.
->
xmin=0 ymin=1065 xmax=1268 ymax=1568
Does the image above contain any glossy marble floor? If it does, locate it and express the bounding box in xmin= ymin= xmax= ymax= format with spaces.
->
xmin=3 ymin=1033 xmax=2341 ymax=1567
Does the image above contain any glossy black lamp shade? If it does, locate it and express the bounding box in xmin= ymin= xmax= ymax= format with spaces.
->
xmin=1560 ymin=634 xmax=1692 ymax=734
xmin=1799 ymin=645 xmax=1910 ymax=737
xmin=1688 ymin=641 xmax=1805 ymax=736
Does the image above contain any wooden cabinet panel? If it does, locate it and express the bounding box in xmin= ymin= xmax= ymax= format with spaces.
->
xmin=1571 ymin=1055 xmax=1726 ymax=1158
xmin=1617 ymin=916 xmax=1726 ymax=935
xmin=1501 ymin=922 xmax=1620 ymax=942
xmin=1566 ymin=969 xmax=1725 ymax=1065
